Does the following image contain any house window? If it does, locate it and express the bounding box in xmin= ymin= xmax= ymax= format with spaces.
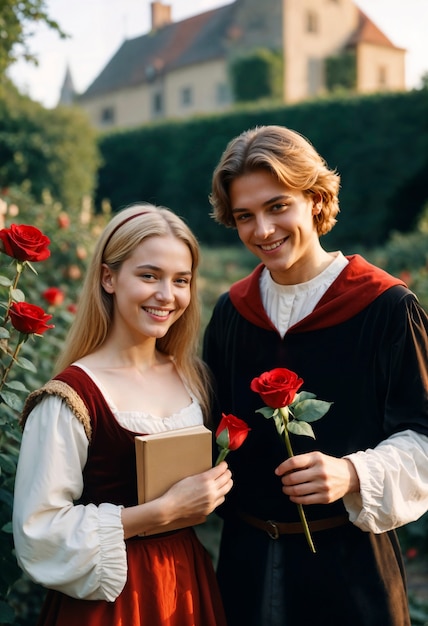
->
xmin=308 ymin=58 xmax=324 ymax=95
xmin=180 ymin=86 xmax=193 ymax=107
xmin=100 ymin=106 xmax=115 ymax=125
xmin=216 ymin=82 xmax=231 ymax=104
xmin=378 ymin=66 xmax=387 ymax=87
xmin=306 ymin=11 xmax=319 ymax=33
xmin=152 ymin=91 xmax=163 ymax=115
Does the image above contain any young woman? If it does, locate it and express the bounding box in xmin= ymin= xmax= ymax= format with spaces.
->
xmin=203 ymin=125 xmax=428 ymax=626
xmin=13 ymin=204 xmax=232 ymax=626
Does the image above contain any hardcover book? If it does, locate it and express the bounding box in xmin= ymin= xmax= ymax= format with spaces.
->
xmin=135 ymin=424 xmax=213 ymax=535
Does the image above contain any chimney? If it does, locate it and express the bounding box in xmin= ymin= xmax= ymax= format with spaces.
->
xmin=151 ymin=2 xmax=172 ymax=30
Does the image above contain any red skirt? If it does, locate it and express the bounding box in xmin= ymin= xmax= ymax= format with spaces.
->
xmin=36 ymin=528 xmax=227 ymax=626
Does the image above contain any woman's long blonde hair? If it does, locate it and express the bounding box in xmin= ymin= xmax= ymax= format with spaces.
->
xmin=55 ymin=204 xmax=211 ymax=419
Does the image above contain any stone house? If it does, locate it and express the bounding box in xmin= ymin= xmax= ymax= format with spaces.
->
xmin=70 ymin=0 xmax=405 ymax=130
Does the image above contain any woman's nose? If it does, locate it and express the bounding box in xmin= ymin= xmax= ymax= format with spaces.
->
xmin=155 ymin=281 xmax=174 ymax=301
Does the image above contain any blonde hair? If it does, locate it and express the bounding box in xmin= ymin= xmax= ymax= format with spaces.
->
xmin=55 ymin=204 xmax=211 ymax=420
xmin=210 ymin=125 xmax=340 ymax=236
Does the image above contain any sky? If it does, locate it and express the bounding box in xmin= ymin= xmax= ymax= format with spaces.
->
xmin=7 ymin=0 xmax=428 ymax=109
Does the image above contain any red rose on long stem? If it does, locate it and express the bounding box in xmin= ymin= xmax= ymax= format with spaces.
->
xmin=251 ymin=367 xmax=332 ymax=554
xmin=250 ymin=367 xmax=303 ymax=408
xmin=9 ymin=302 xmax=54 ymax=335
xmin=215 ymin=413 xmax=251 ymax=465
xmin=0 ymin=224 xmax=50 ymax=262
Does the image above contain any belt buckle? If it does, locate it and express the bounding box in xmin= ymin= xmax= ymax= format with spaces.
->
xmin=266 ymin=520 xmax=280 ymax=540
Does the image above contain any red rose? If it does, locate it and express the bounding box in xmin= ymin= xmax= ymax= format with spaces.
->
xmin=250 ymin=368 xmax=303 ymax=408
xmin=57 ymin=212 xmax=70 ymax=229
xmin=216 ymin=413 xmax=251 ymax=451
xmin=9 ymin=302 xmax=54 ymax=335
xmin=0 ymin=224 xmax=50 ymax=262
xmin=42 ymin=287 xmax=65 ymax=306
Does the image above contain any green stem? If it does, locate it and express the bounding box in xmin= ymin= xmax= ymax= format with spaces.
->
xmin=3 ymin=263 xmax=24 ymax=326
xmin=279 ymin=407 xmax=316 ymax=554
xmin=0 ymin=338 xmax=24 ymax=392
xmin=215 ymin=447 xmax=230 ymax=466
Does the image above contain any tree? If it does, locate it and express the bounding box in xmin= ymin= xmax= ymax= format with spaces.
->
xmin=0 ymin=0 xmax=66 ymax=77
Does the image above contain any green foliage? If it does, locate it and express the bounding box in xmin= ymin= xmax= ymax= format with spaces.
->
xmin=325 ymin=50 xmax=357 ymax=92
xmin=0 ymin=193 xmax=108 ymax=624
xmin=229 ymin=47 xmax=283 ymax=103
xmin=96 ymin=89 xmax=428 ymax=250
xmin=0 ymin=0 xmax=66 ymax=76
xmin=0 ymin=81 xmax=100 ymax=210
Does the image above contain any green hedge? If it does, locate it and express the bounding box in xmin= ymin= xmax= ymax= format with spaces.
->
xmin=0 ymin=81 xmax=100 ymax=210
xmin=96 ymin=89 xmax=428 ymax=249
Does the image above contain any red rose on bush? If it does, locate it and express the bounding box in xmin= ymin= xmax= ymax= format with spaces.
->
xmin=57 ymin=212 xmax=70 ymax=229
xmin=0 ymin=224 xmax=50 ymax=262
xmin=215 ymin=412 xmax=251 ymax=465
xmin=9 ymin=302 xmax=54 ymax=335
xmin=42 ymin=287 xmax=65 ymax=306
xmin=250 ymin=368 xmax=303 ymax=409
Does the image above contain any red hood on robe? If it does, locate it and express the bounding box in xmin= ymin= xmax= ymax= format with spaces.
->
xmin=229 ymin=254 xmax=406 ymax=333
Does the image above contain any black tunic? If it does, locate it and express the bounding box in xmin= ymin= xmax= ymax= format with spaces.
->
xmin=203 ymin=254 xmax=428 ymax=626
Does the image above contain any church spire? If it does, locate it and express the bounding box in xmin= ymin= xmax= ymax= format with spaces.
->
xmin=58 ymin=64 xmax=76 ymax=106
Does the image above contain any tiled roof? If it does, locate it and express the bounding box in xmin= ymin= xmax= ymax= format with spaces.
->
xmin=80 ymin=3 xmax=234 ymax=99
xmin=346 ymin=8 xmax=404 ymax=50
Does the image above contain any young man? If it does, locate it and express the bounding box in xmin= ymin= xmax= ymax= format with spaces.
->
xmin=203 ymin=125 xmax=428 ymax=626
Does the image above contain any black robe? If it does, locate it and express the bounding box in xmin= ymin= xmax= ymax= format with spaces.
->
xmin=203 ymin=254 xmax=428 ymax=626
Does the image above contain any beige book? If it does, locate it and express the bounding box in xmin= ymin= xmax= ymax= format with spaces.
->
xmin=135 ymin=424 xmax=213 ymax=536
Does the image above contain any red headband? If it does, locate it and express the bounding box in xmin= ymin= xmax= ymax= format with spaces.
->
xmin=102 ymin=211 xmax=149 ymax=256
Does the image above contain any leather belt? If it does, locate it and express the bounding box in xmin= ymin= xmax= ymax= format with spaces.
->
xmin=237 ymin=510 xmax=350 ymax=539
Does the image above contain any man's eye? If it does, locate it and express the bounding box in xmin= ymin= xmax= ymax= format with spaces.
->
xmin=236 ymin=213 xmax=252 ymax=221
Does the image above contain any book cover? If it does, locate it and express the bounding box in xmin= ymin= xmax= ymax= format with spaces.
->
xmin=135 ymin=424 xmax=213 ymax=535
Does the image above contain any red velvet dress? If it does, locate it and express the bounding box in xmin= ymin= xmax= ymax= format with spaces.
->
xmin=34 ymin=366 xmax=227 ymax=626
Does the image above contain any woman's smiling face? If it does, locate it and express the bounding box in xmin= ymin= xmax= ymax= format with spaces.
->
xmin=102 ymin=234 xmax=192 ymax=341
xmin=230 ymin=169 xmax=323 ymax=285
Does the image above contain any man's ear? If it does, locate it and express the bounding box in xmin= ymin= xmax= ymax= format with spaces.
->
xmin=311 ymin=193 xmax=323 ymax=215
xmin=101 ymin=264 xmax=115 ymax=293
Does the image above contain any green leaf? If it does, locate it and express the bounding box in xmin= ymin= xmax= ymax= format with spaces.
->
xmin=0 ymin=390 xmax=23 ymax=411
xmin=255 ymin=406 xmax=275 ymax=419
xmin=292 ymin=399 xmax=333 ymax=422
xmin=292 ymin=391 xmax=316 ymax=404
xmin=273 ymin=413 xmax=285 ymax=435
xmin=15 ymin=355 xmax=37 ymax=372
xmin=216 ymin=428 xmax=229 ymax=449
xmin=0 ymin=454 xmax=16 ymax=474
xmin=0 ymin=276 xmax=12 ymax=287
xmin=288 ymin=420 xmax=315 ymax=439
xmin=0 ymin=327 xmax=10 ymax=339
xmin=4 ymin=379 xmax=28 ymax=392
xmin=11 ymin=288 xmax=25 ymax=302
xmin=2 ymin=522 xmax=13 ymax=534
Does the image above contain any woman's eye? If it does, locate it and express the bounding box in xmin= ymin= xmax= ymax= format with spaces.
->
xmin=175 ymin=278 xmax=190 ymax=286
xmin=140 ymin=273 xmax=156 ymax=280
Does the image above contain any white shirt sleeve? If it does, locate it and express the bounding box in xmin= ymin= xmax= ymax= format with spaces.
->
xmin=12 ymin=395 xmax=127 ymax=601
xmin=343 ymin=430 xmax=428 ymax=533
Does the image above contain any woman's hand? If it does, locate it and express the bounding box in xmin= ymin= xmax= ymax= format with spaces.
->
xmin=275 ymin=451 xmax=360 ymax=505
xmin=122 ymin=462 xmax=233 ymax=538
xmin=164 ymin=461 xmax=233 ymax=518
